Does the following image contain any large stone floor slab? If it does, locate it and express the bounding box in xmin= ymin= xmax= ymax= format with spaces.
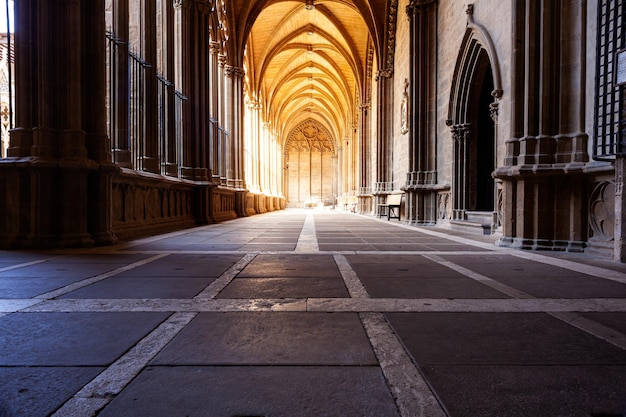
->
xmin=386 ymin=312 xmax=626 ymax=365
xmin=217 ymin=276 xmax=349 ymax=298
xmin=151 ymin=312 xmax=377 ymax=366
xmin=0 ymin=366 xmax=104 ymax=417
xmin=0 ymin=312 xmax=169 ymax=366
xmin=443 ymin=255 xmax=626 ymax=298
xmin=0 ymin=276 xmax=88 ymax=298
xmin=2 ymin=210 xmax=626 ymax=417
xmin=98 ymin=366 xmax=400 ymax=417
xmin=115 ymin=254 xmax=243 ymax=278
xmin=59 ymin=277 xmax=217 ymax=299
xmin=421 ymin=365 xmax=626 ymax=417
xmin=239 ymin=254 xmax=340 ymax=278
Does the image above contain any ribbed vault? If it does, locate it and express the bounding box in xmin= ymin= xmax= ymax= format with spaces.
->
xmin=234 ymin=0 xmax=377 ymax=147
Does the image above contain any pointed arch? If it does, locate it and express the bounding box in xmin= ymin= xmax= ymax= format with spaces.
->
xmin=447 ymin=4 xmax=503 ymax=231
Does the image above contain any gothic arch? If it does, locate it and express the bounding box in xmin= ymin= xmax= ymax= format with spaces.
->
xmin=447 ymin=4 xmax=502 ymax=126
xmin=284 ymin=119 xmax=337 ymax=207
xmin=446 ymin=4 xmax=503 ymax=229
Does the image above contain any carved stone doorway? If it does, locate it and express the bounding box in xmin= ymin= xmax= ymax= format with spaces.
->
xmin=447 ymin=9 xmax=503 ymax=234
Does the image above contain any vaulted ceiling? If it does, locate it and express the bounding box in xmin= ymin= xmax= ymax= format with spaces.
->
xmin=226 ymin=0 xmax=390 ymax=148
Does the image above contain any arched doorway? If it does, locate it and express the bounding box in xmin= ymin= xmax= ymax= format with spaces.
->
xmin=284 ymin=119 xmax=336 ymax=208
xmin=447 ymin=10 xmax=503 ymax=233
xmin=469 ymin=55 xmax=495 ymax=213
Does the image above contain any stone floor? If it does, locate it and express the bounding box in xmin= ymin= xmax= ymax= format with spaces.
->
xmin=1 ymin=209 xmax=626 ymax=417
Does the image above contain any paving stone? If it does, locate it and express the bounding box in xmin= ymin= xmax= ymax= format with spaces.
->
xmin=443 ymin=255 xmax=626 ymax=298
xmin=421 ymin=365 xmax=626 ymax=417
xmin=580 ymin=312 xmax=626 ymax=334
xmin=0 ymin=276 xmax=88 ymax=298
xmin=361 ymin=276 xmax=510 ymax=299
xmin=151 ymin=312 xmax=377 ymax=366
xmin=239 ymin=254 xmax=340 ymax=278
xmin=116 ymin=254 xmax=243 ymax=278
xmin=386 ymin=312 xmax=626 ymax=365
xmin=99 ymin=366 xmax=400 ymax=417
xmin=217 ymin=277 xmax=349 ymax=298
xmin=58 ymin=277 xmax=217 ymax=299
xmin=0 ymin=262 xmax=123 ymax=279
xmin=317 ymin=244 xmax=377 ymax=251
xmin=241 ymin=244 xmax=297 ymax=251
xmin=0 ymin=312 xmax=169 ymax=366
xmin=0 ymin=366 xmax=104 ymax=417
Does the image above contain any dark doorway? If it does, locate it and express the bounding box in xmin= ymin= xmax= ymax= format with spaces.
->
xmin=468 ymin=53 xmax=495 ymax=212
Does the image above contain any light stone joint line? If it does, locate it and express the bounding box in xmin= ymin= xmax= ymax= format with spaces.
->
xmin=376 ymin=213 xmax=626 ymax=285
xmin=549 ymin=311 xmax=626 ymax=351
xmin=0 ymin=257 xmax=53 ymax=273
xmin=34 ymin=253 xmax=171 ymax=300
xmin=423 ymin=254 xmax=533 ymax=299
xmin=295 ymin=212 xmax=319 ymax=252
xmin=423 ymin=255 xmax=626 ymax=352
xmin=511 ymin=251 xmax=626 ymax=284
xmin=360 ymin=312 xmax=448 ymax=417
xmin=13 ymin=297 xmax=626 ymax=314
xmin=194 ymin=253 xmax=257 ymax=299
xmin=51 ymin=312 xmax=198 ymax=417
xmin=333 ymin=254 xmax=370 ymax=298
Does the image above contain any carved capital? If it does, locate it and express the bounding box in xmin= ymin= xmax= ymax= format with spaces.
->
xmin=451 ymin=124 xmax=470 ymax=142
xmin=209 ymin=41 xmax=221 ymax=54
xmin=225 ymin=65 xmax=245 ymax=78
xmin=489 ymin=102 xmax=499 ymax=124
xmin=375 ymin=69 xmax=393 ymax=80
xmin=406 ymin=0 xmax=438 ymax=16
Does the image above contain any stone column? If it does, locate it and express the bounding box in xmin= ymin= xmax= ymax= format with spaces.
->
xmin=112 ymin=0 xmax=132 ymax=167
xmin=357 ymin=102 xmax=371 ymax=213
xmin=140 ymin=0 xmax=159 ymax=173
xmin=208 ymin=41 xmax=220 ymax=182
xmin=0 ymin=0 xmax=117 ymax=248
xmin=218 ymin=53 xmax=227 ymax=184
xmin=174 ymin=0 xmax=194 ymax=179
xmin=404 ymin=0 xmax=439 ymax=225
xmin=224 ymin=64 xmax=243 ymax=188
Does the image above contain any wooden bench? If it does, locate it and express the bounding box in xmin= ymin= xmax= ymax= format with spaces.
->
xmin=377 ymin=193 xmax=403 ymax=221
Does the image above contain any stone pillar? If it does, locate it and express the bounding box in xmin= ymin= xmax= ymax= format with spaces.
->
xmin=162 ymin=0 xmax=178 ymax=176
xmin=174 ymin=0 xmax=193 ymax=179
xmin=357 ymin=102 xmax=371 ymax=214
xmin=0 ymin=0 xmax=117 ymax=248
xmin=208 ymin=41 xmax=220 ymax=182
xmin=224 ymin=64 xmax=244 ymax=188
xmin=111 ymin=0 xmax=132 ymax=167
xmin=403 ymin=0 xmax=439 ymax=225
xmin=494 ymin=0 xmax=589 ymax=252
xmin=375 ymin=70 xmax=393 ymax=187
xmin=218 ymin=54 xmax=227 ymax=185
xmin=140 ymin=0 xmax=159 ymax=173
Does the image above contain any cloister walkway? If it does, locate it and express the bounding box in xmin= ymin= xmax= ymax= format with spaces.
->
xmin=1 ymin=209 xmax=626 ymax=417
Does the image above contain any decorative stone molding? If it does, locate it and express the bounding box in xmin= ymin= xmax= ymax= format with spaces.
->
xmin=384 ymin=0 xmax=399 ymax=73
xmin=285 ymin=119 xmax=335 ymax=154
xmin=437 ymin=191 xmax=452 ymax=221
xmin=375 ymin=69 xmax=393 ymax=81
xmin=589 ymin=180 xmax=615 ymax=242
xmin=225 ymin=65 xmax=245 ymax=78
xmin=400 ymin=79 xmax=409 ymax=135
xmin=406 ymin=0 xmax=438 ymax=16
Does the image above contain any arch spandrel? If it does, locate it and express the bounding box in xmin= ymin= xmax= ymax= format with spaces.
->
xmin=284 ymin=119 xmax=336 ymax=154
